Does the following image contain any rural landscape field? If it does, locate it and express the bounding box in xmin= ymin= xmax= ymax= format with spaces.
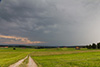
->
xmin=1 ymin=47 xmax=100 ymax=67
xmin=1 ymin=0 xmax=100 ymax=67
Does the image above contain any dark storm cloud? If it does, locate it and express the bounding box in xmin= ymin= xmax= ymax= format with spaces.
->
xmin=0 ymin=0 xmax=100 ymax=45
xmin=0 ymin=0 xmax=58 ymax=34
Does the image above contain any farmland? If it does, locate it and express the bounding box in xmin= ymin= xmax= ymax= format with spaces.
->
xmin=1 ymin=48 xmax=100 ymax=67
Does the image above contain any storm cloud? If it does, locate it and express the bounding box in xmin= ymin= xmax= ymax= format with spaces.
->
xmin=0 ymin=0 xmax=100 ymax=46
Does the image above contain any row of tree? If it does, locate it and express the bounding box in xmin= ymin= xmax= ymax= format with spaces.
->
xmin=87 ymin=42 xmax=100 ymax=49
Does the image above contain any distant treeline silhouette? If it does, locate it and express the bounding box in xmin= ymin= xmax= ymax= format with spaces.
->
xmin=0 ymin=45 xmax=86 ymax=49
xmin=86 ymin=42 xmax=100 ymax=49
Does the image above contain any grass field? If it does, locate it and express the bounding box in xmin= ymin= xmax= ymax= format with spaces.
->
xmin=1 ymin=48 xmax=100 ymax=67
xmin=30 ymin=48 xmax=100 ymax=67
xmin=0 ymin=48 xmax=33 ymax=67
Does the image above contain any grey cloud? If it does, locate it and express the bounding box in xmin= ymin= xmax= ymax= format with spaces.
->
xmin=0 ymin=0 xmax=100 ymax=45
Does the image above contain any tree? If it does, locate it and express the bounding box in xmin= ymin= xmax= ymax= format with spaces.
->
xmin=92 ymin=43 xmax=96 ymax=49
xmin=97 ymin=42 xmax=100 ymax=49
xmin=87 ymin=44 xmax=92 ymax=49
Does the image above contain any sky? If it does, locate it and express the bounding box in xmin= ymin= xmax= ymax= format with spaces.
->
xmin=0 ymin=0 xmax=100 ymax=46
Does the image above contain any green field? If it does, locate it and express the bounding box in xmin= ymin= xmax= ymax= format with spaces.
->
xmin=0 ymin=48 xmax=33 ymax=67
xmin=30 ymin=48 xmax=100 ymax=67
xmin=1 ymin=48 xmax=100 ymax=67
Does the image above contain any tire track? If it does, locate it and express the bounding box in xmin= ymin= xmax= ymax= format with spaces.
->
xmin=9 ymin=56 xmax=28 ymax=67
xmin=27 ymin=56 xmax=37 ymax=67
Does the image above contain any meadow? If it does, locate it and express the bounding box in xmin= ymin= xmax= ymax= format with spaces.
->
xmin=0 ymin=48 xmax=33 ymax=67
xmin=1 ymin=48 xmax=100 ymax=67
xmin=30 ymin=48 xmax=100 ymax=67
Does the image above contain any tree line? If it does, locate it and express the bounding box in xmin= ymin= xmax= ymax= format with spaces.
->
xmin=87 ymin=42 xmax=100 ymax=49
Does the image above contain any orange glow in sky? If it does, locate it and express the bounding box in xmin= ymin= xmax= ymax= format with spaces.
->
xmin=0 ymin=35 xmax=45 ymax=44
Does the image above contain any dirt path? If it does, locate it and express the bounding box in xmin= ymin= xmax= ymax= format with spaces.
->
xmin=9 ymin=56 xmax=28 ymax=67
xmin=27 ymin=56 xmax=37 ymax=67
